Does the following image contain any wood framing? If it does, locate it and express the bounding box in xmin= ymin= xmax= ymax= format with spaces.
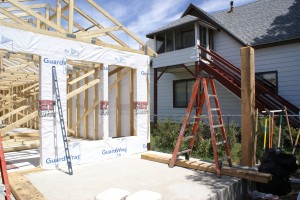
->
xmin=142 ymin=152 xmax=272 ymax=184
xmin=241 ymin=46 xmax=255 ymax=167
xmin=0 ymin=1 xmax=149 ymax=149
xmin=0 ymin=0 xmax=156 ymax=57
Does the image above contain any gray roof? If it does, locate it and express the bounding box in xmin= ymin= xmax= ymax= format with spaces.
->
xmin=211 ymin=0 xmax=300 ymax=46
xmin=146 ymin=15 xmax=199 ymax=37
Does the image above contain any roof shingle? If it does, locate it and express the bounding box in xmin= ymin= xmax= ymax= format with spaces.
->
xmin=211 ymin=0 xmax=300 ymax=45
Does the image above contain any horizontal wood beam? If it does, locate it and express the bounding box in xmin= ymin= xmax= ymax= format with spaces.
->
xmin=0 ymin=106 xmax=29 ymax=121
xmin=67 ymin=78 xmax=100 ymax=99
xmin=141 ymin=152 xmax=272 ymax=184
xmin=76 ymin=26 xmax=122 ymax=38
xmin=0 ymin=110 xmax=38 ymax=134
xmin=68 ymin=70 xmax=95 ymax=85
xmin=108 ymin=68 xmax=130 ymax=92
xmin=7 ymin=0 xmax=68 ymax=33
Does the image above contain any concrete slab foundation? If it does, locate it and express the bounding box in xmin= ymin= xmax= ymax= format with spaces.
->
xmin=22 ymin=151 xmax=247 ymax=200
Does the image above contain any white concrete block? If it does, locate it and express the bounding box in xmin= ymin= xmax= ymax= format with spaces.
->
xmin=95 ymin=188 xmax=129 ymax=200
xmin=126 ymin=190 xmax=162 ymax=200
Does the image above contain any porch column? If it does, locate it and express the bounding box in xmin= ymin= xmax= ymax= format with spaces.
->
xmin=154 ymin=68 xmax=158 ymax=128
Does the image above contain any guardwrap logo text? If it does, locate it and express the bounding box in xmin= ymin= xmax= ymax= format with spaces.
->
xmin=134 ymin=101 xmax=148 ymax=114
xmin=39 ymin=100 xmax=55 ymax=118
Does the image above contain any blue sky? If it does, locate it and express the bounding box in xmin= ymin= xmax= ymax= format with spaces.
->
xmin=95 ymin=0 xmax=256 ymax=46
xmin=34 ymin=0 xmax=255 ymax=48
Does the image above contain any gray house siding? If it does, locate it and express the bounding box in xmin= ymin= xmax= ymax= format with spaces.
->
xmin=150 ymin=68 xmax=241 ymax=122
xmin=255 ymin=42 xmax=300 ymax=109
xmin=214 ymin=31 xmax=241 ymax=68
xmin=152 ymin=47 xmax=198 ymax=68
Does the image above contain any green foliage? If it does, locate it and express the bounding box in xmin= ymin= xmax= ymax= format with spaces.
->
xmin=150 ymin=118 xmax=241 ymax=163
xmin=150 ymin=115 xmax=299 ymax=165
xmin=151 ymin=118 xmax=181 ymax=153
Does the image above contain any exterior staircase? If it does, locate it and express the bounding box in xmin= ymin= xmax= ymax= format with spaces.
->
xmin=198 ymin=45 xmax=300 ymax=126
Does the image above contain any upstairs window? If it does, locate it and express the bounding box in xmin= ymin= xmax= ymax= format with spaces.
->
xmin=256 ymin=71 xmax=278 ymax=92
xmin=156 ymin=34 xmax=165 ymax=54
xmin=182 ymin=30 xmax=195 ymax=48
xmin=173 ymin=79 xmax=195 ymax=108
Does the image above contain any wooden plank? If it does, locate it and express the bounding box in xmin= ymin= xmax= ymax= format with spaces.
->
xmin=0 ymin=105 xmax=29 ymax=121
xmin=0 ymin=7 xmax=28 ymax=26
xmin=130 ymin=69 xmax=134 ymax=136
xmin=94 ymin=67 xmax=99 ymax=140
xmin=44 ymin=7 xmax=50 ymax=30
xmin=84 ymin=70 xmax=89 ymax=139
xmin=86 ymin=0 xmax=156 ymax=57
xmin=67 ymin=79 xmax=100 ymax=99
xmin=68 ymin=69 xmax=95 ymax=85
xmin=68 ymin=74 xmax=73 ymax=136
xmin=0 ymin=20 xmax=147 ymax=56
xmin=0 ymin=110 xmax=38 ymax=134
xmin=72 ymin=99 xmax=99 ymax=131
xmin=241 ymin=46 xmax=255 ymax=167
xmin=8 ymin=0 xmax=67 ymax=33
xmin=0 ymin=93 xmax=17 ymax=103
xmin=108 ymin=68 xmax=130 ymax=92
xmin=76 ymin=26 xmax=121 ymax=38
xmin=62 ymin=0 xmax=128 ymax=48
xmin=141 ymin=152 xmax=272 ymax=184
xmin=9 ymin=170 xmax=46 ymax=200
xmin=56 ymin=0 xmax=61 ymax=27
xmin=75 ymin=71 xmax=80 ymax=137
xmin=68 ymin=0 xmax=74 ymax=33
xmin=116 ymin=70 xmax=121 ymax=137
xmin=5 ymin=4 xmax=48 ymax=12
xmin=108 ymin=67 xmax=123 ymax=77
xmin=49 ymin=5 xmax=85 ymax=32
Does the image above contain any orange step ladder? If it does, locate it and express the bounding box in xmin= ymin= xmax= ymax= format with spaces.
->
xmin=0 ymin=133 xmax=12 ymax=200
xmin=169 ymin=76 xmax=232 ymax=177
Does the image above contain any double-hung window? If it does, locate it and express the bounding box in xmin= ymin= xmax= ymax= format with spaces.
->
xmin=173 ymin=79 xmax=195 ymax=108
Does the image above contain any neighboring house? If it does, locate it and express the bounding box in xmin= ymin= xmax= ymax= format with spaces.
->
xmin=146 ymin=0 xmax=300 ymax=124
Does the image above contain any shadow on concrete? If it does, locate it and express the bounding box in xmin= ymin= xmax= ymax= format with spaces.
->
xmin=185 ymin=169 xmax=247 ymax=200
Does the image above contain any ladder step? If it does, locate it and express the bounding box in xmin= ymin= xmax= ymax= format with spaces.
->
xmin=213 ymin=124 xmax=224 ymax=128
xmin=184 ymin=135 xmax=195 ymax=141
xmin=216 ymin=140 xmax=226 ymax=145
xmin=210 ymin=108 xmax=220 ymax=111
xmin=177 ymin=149 xmax=192 ymax=155
xmin=208 ymin=94 xmax=216 ymax=98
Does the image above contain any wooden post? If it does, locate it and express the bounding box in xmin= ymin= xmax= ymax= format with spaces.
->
xmin=75 ymin=71 xmax=80 ymax=137
xmin=94 ymin=66 xmax=99 ymax=140
xmin=130 ymin=68 xmax=135 ymax=136
xmin=68 ymin=74 xmax=73 ymax=136
xmin=116 ymin=69 xmax=121 ymax=137
xmin=68 ymin=0 xmax=74 ymax=33
xmin=84 ymin=70 xmax=89 ymax=139
xmin=44 ymin=8 xmax=50 ymax=30
xmin=154 ymin=68 xmax=158 ymax=128
xmin=56 ymin=0 xmax=62 ymax=28
xmin=241 ymin=46 xmax=255 ymax=167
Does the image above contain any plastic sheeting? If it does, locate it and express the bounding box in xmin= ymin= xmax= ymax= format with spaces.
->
xmin=0 ymin=25 xmax=149 ymax=69
xmin=0 ymin=25 xmax=150 ymax=169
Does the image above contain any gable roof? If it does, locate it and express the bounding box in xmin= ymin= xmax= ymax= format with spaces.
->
xmin=147 ymin=0 xmax=300 ymax=47
xmin=146 ymin=15 xmax=199 ymax=38
xmin=146 ymin=14 xmax=218 ymax=38
xmin=210 ymin=0 xmax=300 ymax=46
